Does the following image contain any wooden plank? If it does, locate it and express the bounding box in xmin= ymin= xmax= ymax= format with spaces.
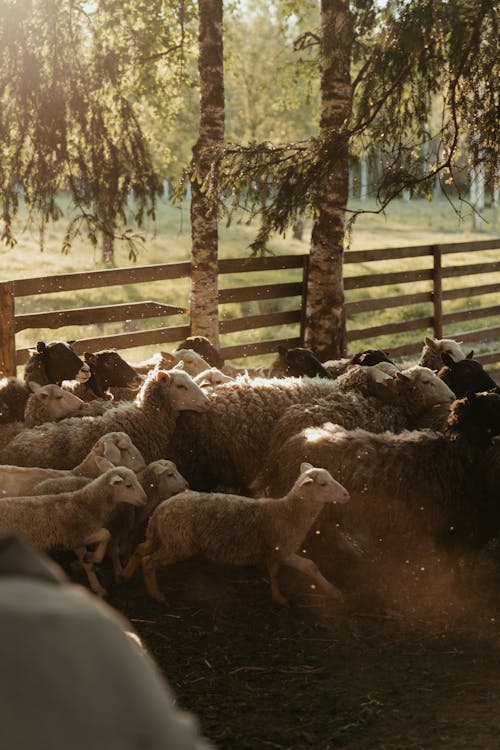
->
xmin=219 ymin=310 xmax=301 ymax=334
xmin=442 ymin=305 xmax=500 ymax=326
xmin=475 ymin=351 xmax=500 ymax=365
xmin=15 ymin=325 xmax=191 ymax=365
xmin=218 ymin=282 xmax=303 ymax=304
xmin=0 ymin=281 xmax=17 ymax=377
xmin=347 ymin=316 xmax=433 ymax=341
xmin=344 ymin=245 xmax=432 ymax=264
xmin=442 ymin=261 xmax=500 ymax=278
xmin=343 ymin=239 xmax=499 ymax=264
xmin=219 ymin=255 xmax=306 ymax=274
xmin=344 ymin=269 xmax=433 ymax=290
xmin=12 ymin=261 xmax=192 ymax=297
xmin=345 ymin=291 xmax=432 ymax=314
xmin=384 ymin=341 xmax=425 ymax=358
xmin=448 ymin=326 xmax=500 ymax=345
xmin=220 ymin=337 xmax=302 ymax=360
xmin=442 ymin=282 xmax=500 ymax=301
xmin=14 ymin=301 xmax=189 ymax=332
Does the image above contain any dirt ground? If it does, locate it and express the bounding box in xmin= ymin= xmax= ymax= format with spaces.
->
xmin=105 ymin=545 xmax=500 ymax=750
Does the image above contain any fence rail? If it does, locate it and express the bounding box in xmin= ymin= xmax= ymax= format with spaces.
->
xmin=0 ymin=238 xmax=499 ymax=376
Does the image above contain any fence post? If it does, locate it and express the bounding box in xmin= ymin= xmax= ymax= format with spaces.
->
xmin=432 ymin=244 xmax=443 ymax=339
xmin=0 ymin=281 xmax=17 ymax=377
xmin=299 ymin=255 xmax=310 ymax=345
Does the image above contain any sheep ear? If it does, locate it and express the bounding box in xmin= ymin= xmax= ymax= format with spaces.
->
xmin=84 ymin=352 xmax=97 ymax=364
xmin=28 ymin=381 xmax=42 ymax=393
xmin=159 ymin=352 xmax=177 ymax=366
xmin=396 ymin=371 xmax=410 ymax=382
xmin=36 ymin=342 xmax=47 ymax=353
xmin=94 ymin=456 xmax=114 ymax=473
xmin=156 ymin=370 xmax=171 ymax=383
xmin=110 ymin=474 xmax=124 ymax=485
xmin=92 ymin=440 xmax=105 ymax=456
xmin=466 ymin=350 xmax=474 ymax=359
xmin=425 ymin=337 xmax=437 ymax=349
xmin=300 ymin=462 xmax=314 ymax=473
xmin=172 ymin=360 xmax=184 ymax=371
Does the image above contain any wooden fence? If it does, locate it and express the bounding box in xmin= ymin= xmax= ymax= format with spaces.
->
xmin=0 ymin=237 xmax=499 ymax=377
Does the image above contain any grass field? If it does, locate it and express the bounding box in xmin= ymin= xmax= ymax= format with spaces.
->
xmin=1 ymin=195 xmax=499 ymax=369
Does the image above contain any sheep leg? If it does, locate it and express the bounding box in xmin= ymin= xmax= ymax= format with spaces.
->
xmin=266 ymin=558 xmax=288 ymax=606
xmin=83 ymin=528 xmax=111 ymax=564
xmin=142 ymin=552 xmax=168 ymax=605
xmin=108 ymin=539 xmax=123 ymax=582
xmin=120 ymin=540 xmax=153 ymax=582
xmin=73 ymin=547 xmax=107 ymax=598
xmin=282 ymin=552 xmax=343 ymax=601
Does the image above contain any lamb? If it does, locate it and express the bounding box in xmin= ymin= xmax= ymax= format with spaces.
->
xmin=267 ymin=346 xmax=333 ymax=379
xmin=0 ymin=382 xmax=85 ymax=447
xmin=0 ymin=432 xmax=146 ymax=498
xmin=446 ymin=391 xmax=500 ymax=447
xmin=0 ymin=367 xmax=210 ymax=469
xmin=121 ymin=462 xmax=350 ymax=606
xmin=23 ymin=340 xmax=91 ymax=386
xmin=167 ymin=367 xmax=454 ymax=493
xmin=437 ymin=353 xmax=500 ymax=397
xmin=419 ymin=336 xmax=468 ymax=370
xmin=251 ymin=422 xmax=500 ymax=567
xmin=64 ymin=349 xmax=142 ymax=400
xmin=0 ymin=467 xmax=147 ymax=595
xmin=193 ymin=368 xmax=235 ymax=392
xmin=322 ymin=349 xmax=396 ymax=379
xmin=29 ymin=458 xmax=189 ymax=580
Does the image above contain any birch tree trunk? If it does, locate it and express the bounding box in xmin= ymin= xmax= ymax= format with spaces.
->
xmin=304 ymin=0 xmax=353 ymax=360
xmin=189 ymin=0 xmax=224 ymax=346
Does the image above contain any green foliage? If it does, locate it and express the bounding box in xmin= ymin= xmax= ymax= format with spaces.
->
xmin=196 ymin=0 xmax=499 ymax=251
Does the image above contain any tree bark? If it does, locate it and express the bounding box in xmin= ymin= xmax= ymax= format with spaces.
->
xmin=189 ymin=0 xmax=225 ymax=347
xmin=304 ymin=0 xmax=353 ymax=360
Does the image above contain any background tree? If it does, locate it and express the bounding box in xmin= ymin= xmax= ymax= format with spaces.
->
xmin=189 ymin=0 xmax=225 ymax=345
xmin=0 ymin=0 xmax=167 ymax=256
xmin=201 ymin=0 xmax=499 ymax=358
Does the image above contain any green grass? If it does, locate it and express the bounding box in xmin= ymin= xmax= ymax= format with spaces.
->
xmin=1 ymin=195 xmax=499 ymax=370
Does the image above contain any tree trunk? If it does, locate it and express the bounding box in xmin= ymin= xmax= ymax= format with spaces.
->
xmin=304 ymin=0 xmax=353 ymax=360
xmin=102 ymin=231 xmax=114 ymax=267
xmin=189 ymin=0 xmax=224 ymax=347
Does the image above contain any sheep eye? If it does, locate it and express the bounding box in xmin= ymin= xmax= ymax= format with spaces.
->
xmin=176 ymin=384 xmax=187 ymax=390
xmin=56 ymin=395 xmax=63 ymax=400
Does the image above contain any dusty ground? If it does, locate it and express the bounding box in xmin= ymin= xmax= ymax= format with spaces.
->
xmin=105 ymin=548 xmax=500 ymax=750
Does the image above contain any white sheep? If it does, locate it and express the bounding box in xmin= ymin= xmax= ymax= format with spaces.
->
xmin=419 ymin=336 xmax=467 ymax=370
xmin=193 ymin=367 xmax=235 ymax=393
xmin=26 ymin=458 xmax=189 ymax=581
xmin=0 ymin=467 xmax=147 ymax=596
xmin=121 ymin=462 xmax=350 ymax=606
xmin=0 ymin=367 xmax=210 ymax=469
xmin=0 ymin=432 xmax=146 ymax=497
xmin=167 ymin=366 xmax=454 ymax=493
xmin=0 ymin=382 xmax=85 ymax=446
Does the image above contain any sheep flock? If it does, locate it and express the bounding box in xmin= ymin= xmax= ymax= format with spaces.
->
xmin=0 ymin=334 xmax=499 ymax=609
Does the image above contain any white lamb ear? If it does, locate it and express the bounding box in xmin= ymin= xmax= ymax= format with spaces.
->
xmin=300 ymin=462 xmax=314 ymax=473
xmin=28 ymin=381 xmax=42 ymax=393
xmin=94 ymin=456 xmax=114 ymax=473
xmin=110 ymin=475 xmax=124 ymax=485
xmin=396 ymin=371 xmax=410 ymax=382
xmin=172 ymin=360 xmax=185 ymax=371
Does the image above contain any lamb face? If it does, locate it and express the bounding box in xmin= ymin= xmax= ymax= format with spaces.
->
xmin=158 ymin=369 xmax=210 ymax=413
xmin=27 ymin=382 xmax=84 ymax=421
xmin=92 ymin=432 xmax=146 ymax=472
xmin=108 ymin=469 xmax=147 ymax=507
xmin=295 ymin=463 xmax=350 ymax=505
xmin=397 ymin=366 xmax=455 ymax=407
